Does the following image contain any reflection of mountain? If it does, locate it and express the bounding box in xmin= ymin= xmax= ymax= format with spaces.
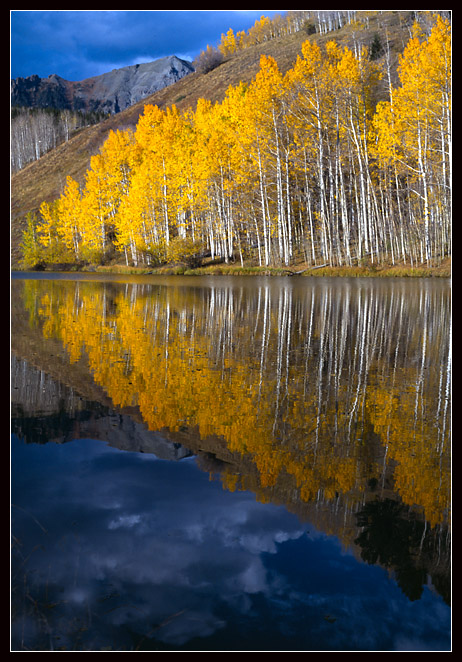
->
xmin=11 ymin=275 xmax=451 ymax=604
xmin=11 ymin=356 xmax=193 ymax=460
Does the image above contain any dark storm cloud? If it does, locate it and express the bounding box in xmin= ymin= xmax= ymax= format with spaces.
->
xmin=11 ymin=10 xmax=284 ymax=81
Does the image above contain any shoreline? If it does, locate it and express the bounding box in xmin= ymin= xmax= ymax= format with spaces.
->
xmin=13 ymin=260 xmax=451 ymax=279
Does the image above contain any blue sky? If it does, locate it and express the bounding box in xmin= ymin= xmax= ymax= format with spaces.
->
xmin=11 ymin=10 xmax=284 ymax=81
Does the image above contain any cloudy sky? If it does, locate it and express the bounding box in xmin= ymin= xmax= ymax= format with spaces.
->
xmin=11 ymin=10 xmax=284 ymax=81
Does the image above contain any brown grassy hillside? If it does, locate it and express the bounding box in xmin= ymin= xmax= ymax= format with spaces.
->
xmin=11 ymin=10 xmax=417 ymax=266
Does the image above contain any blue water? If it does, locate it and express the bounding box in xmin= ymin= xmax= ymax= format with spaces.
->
xmin=11 ymin=434 xmax=451 ymax=652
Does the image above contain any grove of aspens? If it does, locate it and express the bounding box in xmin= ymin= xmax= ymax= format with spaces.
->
xmin=23 ymin=14 xmax=451 ymax=272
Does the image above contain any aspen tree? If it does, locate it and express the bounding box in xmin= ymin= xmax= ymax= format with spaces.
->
xmin=55 ymin=176 xmax=83 ymax=260
xmin=246 ymin=55 xmax=293 ymax=265
xmin=218 ymin=28 xmax=237 ymax=56
xmin=286 ymin=41 xmax=332 ymax=263
xmin=192 ymin=95 xmax=241 ymax=262
xmin=37 ymin=200 xmax=62 ymax=261
xmin=81 ymin=154 xmax=112 ymax=256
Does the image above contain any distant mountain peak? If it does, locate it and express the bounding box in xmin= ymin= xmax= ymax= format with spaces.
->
xmin=11 ymin=55 xmax=195 ymax=114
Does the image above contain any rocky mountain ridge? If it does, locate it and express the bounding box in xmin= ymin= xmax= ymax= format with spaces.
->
xmin=11 ymin=55 xmax=195 ymax=114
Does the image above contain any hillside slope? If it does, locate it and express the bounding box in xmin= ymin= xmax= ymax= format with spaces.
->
xmin=10 ymin=10 xmax=417 ymax=266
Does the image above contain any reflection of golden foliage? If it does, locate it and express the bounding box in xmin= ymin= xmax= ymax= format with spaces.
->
xmin=393 ymin=455 xmax=450 ymax=527
xmin=366 ymin=384 xmax=450 ymax=526
xmin=21 ymin=277 xmax=451 ymax=528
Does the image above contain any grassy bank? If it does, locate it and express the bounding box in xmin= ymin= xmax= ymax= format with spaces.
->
xmin=14 ymin=255 xmax=450 ymax=278
xmin=87 ymin=259 xmax=451 ymax=278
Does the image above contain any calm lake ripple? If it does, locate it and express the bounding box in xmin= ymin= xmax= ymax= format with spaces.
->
xmin=11 ymin=273 xmax=451 ymax=651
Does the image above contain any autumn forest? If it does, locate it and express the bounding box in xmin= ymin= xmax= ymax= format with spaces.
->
xmin=19 ymin=14 xmax=451 ymax=273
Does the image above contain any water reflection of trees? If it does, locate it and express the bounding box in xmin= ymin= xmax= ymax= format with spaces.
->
xmin=16 ymin=277 xmax=450 ymax=536
xmin=355 ymin=498 xmax=451 ymax=605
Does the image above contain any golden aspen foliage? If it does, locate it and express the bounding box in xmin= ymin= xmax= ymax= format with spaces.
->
xmin=37 ymin=200 xmax=62 ymax=260
xmin=54 ymin=176 xmax=84 ymax=260
xmin=218 ymin=28 xmax=238 ymax=56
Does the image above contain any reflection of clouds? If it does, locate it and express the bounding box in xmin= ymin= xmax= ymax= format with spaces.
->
xmin=237 ymin=558 xmax=268 ymax=593
xmin=160 ymin=610 xmax=226 ymax=646
xmin=11 ymin=437 xmax=451 ymax=652
xmin=12 ymin=438 xmax=305 ymax=649
xmin=108 ymin=514 xmax=142 ymax=529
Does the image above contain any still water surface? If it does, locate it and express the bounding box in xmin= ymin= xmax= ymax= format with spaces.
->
xmin=11 ymin=273 xmax=451 ymax=651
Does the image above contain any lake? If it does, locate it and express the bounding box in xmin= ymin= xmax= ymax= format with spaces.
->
xmin=11 ymin=272 xmax=451 ymax=651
